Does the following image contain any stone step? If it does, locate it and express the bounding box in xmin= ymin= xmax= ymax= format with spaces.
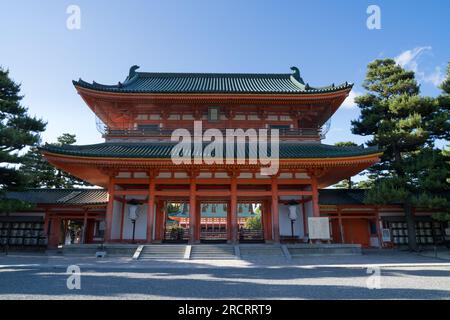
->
xmin=62 ymin=244 xmax=137 ymax=257
xmin=239 ymin=245 xmax=284 ymax=257
xmin=288 ymin=244 xmax=362 ymax=257
xmin=139 ymin=245 xmax=186 ymax=260
xmin=190 ymin=245 xmax=236 ymax=260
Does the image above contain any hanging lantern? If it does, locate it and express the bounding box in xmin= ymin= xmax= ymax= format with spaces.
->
xmin=287 ymin=200 xmax=299 ymax=221
xmin=127 ymin=199 xmax=141 ymax=221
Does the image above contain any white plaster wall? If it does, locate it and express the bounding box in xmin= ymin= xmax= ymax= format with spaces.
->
xmin=121 ymin=195 xmax=148 ymax=240
xmin=370 ymin=237 xmax=380 ymax=247
xmin=278 ymin=205 xmax=305 ymax=238
xmin=111 ymin=200 xmax=123 ymax=240
xmin=134 ymin=172 xmax=148 ymax=178
xmin=122 ymin=204 xmax=148 ymax=240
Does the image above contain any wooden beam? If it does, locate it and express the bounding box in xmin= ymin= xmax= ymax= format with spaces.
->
xmin=115 ymin=178 xmax=149 ymax=184
xmin=327 ymin=215 xmax=377 ymax=219
xmin=277 ymin=190 xmax=313 ymax=196
xmin=115 ymin=190 xmax=149 ymax=196
xmin=155 ymin=190 xmax=190 ymax=197
xmin=196 ymin=190 xmax=231 ymax=197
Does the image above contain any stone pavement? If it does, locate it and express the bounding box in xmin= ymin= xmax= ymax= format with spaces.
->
xmin=1 ymin=249 xmax=450 ymax=269
xmin=418 ymin=248 xmax=450 ymax=261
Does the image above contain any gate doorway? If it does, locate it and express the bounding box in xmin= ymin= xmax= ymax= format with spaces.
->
xmin=200 ymin=202 xmax=228 ymax=243
xmin=238 ymin=202 xmax=264 ymax=243
xmin=163 ymin=201 xmax=189 ymax=243
xmin=62 ymin=219 xmax=84 ymax=245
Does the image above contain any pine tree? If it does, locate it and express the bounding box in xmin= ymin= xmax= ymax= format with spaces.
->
xmin=333 ymin=141 xmax=358 ymax=189
xmin=352 ymin=59 xmax=450 ymax=250
xmin=0 ymin=67 xmax=46 ymax=212
xmin=21 ymin=133 xmax=91 ymax=188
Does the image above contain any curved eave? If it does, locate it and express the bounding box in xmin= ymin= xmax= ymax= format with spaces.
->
xmin=41 ymin=149 xmax=381 ymax=189
xmin=41 ymin=149 xmax=382 ymax=166
xmin=73 ymin=80 xmax=354 ymax=97
xmin=42 ymin=150 xmax=380 ymax=189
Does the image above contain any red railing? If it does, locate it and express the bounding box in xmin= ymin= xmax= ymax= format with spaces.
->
xmin=105 ymin=127 xmax=321 ymax=138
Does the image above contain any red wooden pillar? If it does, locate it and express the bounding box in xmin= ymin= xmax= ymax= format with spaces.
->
xmin=119 ymin=196 xmax=126 ymax=241
xmin=146 ymin=174 xmax=156 ymax=243
xmin=189 ymin=173 xmax=198 ymax=243
xmin=82 ymin=208 xmax=88 ymax=244
xmin=263 ymin=199 xmax=273 ymax=241
xmin=271 ymin=177 xmax=280 ymax=242
xmin=105 ymin=177 xmax=115 ymax=243
xmin=195 ymin=201 xmax=201 ymax=241
xmin=302 ymin=200 xmax=308 ymax=237
xmin=48 ymin=216 xmax=61 ymax=249
xmin=229 ymin=175 xmax=238 ymax=243
xmin=337 ymin=206 xmax=344 ymax=243
xmin=154 ymin=200 xmax=164 ymax=241
xmin=375 ymin=207 xmax=383 ymax=248
xmin=311 ymin=175 xmax=320 ymax=217
xmin=226 ymin=200 xmax=231 ymax=240
xmin=43 ymin=210 xmax=50 ymax=236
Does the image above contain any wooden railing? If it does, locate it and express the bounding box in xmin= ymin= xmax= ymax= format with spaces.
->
xmin=239 ymin=229 xmax=264 ymax=242
xmin=200 ymin=231 xmax=228 ymax=240
xmin=105 ymin=127 xmax=320 ymax=138
xmin=164 ymin=228 xmax=189 ymax=242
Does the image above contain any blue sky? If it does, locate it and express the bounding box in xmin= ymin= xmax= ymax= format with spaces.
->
xmin=0 ymin=0 xmax=449 ymax=147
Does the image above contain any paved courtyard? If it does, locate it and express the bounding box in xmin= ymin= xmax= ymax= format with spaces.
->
xmin=0 ymin=250 xmax=449 ymax=299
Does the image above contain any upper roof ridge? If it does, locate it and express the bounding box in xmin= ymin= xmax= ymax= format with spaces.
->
xmin=73 ymin=65 xmax=353 ymax=94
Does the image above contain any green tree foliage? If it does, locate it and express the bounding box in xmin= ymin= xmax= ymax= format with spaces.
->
xmin=21 ymin=133 xmax=91 ymax=188
xmin=0 ymin=67 xmax=46 ymax=212
xmin=244 ymin=215 xmax=262 ymax=230
xmin=352 ymin=59 xmax=450 ymax=250
xmin=333 ymin=142 xmax=358 ymax=189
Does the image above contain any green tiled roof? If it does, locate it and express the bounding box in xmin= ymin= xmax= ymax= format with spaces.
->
xmin=4 ymin=189 xmax=446 ymax=207
xmin=319 ymin=189 xmax=366 ymax=205
xmin=2 ymin=189 xmax=373 ymax=206
xmin=4 ymin=189 xmax=108 ymax=205
xmin=41 ymin=142 xmax=379 ymax=159
xmin=319 ymin=189 xmax=450 ymax=206
xmin=73 ymin=66 xmax=353 ymax=94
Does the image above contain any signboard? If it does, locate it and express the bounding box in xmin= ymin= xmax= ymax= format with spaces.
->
xmin=381 ymin=228 xmax=391 ymax=242
xmin=308 ymin=217 xmax=330 ymax=240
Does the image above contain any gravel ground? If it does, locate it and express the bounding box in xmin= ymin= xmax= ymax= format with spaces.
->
xmin=0 ymin=250 xmax=449 ymax=299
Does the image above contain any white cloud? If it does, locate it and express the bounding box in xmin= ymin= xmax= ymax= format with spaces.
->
xmin=395 ymin=46 xmax=445 ymax=86
xmin=420 ymin=66 xmax=445 ymax=86
xmin=341 ymin=89 xmax=361 ymax=109
xmin=328 ymin=127 xmax=344 ymax=133
xmin=394 ymin=46 xmax=431 ymax=71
